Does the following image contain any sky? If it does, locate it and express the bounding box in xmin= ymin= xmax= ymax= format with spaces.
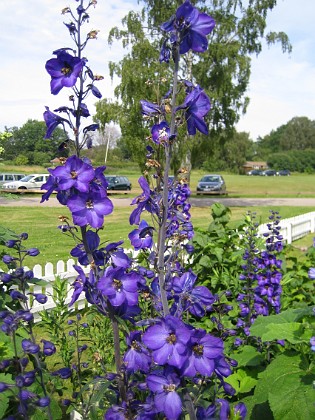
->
xmin=0 ymin=0 xmax=314 ymax=141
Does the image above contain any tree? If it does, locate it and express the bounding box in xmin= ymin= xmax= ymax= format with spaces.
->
xmin=0 ymin=132 xmax=12 ymax=158
xmin=257 ymin=116 xmax=315 ymax=156
xmin=103 ymin=0 xmax=291 ymax=171
xmin=2 ymin=120 xmax=68 ymax=164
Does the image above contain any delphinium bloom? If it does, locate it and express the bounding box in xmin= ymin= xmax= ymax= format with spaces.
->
xmin=67 ymin=190 xmax=113 ymax=228
xmin=97 ymin=266 xmax=141 ymax=308
xmin=171 ymin=270 xmax=215 ymax=317
xmin=123 ymin=331 xmax=151 ymax=373
xmin=176 ymin=84 xmax=211 ymax=135
xmin=43 ymin=106 xmax=70 ymax=138
xmin=142 ymin=315 xmax=191 ymax=369
xmin=130 ymin=176 xmax=159 ymax=225
xmin=128 ymin=220 xmax=154 ymax=251
xmin=45 ymin=50 xmax=86 ymax=95
xmin=151 ymin=121 xmax=171 ymax=145
xmin=146 ymin=366 xmax=182 ymax=420
xmin=49 ymin=155 xmax=95 ymax=192
xmin=161 ymin=0 xmax=215 ymax=55
xmin=181 ymin=328 xmax=224 ymax=377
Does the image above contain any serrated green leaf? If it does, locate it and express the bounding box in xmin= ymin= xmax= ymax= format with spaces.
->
xmin=253 ymin=353 xmax=315 ymax=420
xmin=231 ymin=345 xmax=264 ymax=367
xmin=256 ymin=322 xmax=303 ymax=344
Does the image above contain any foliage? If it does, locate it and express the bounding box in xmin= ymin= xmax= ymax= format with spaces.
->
xmin=103 ymin=0 xmax=291 ymax=170
xmin=2 ymin=120 xmax=68 ymax=164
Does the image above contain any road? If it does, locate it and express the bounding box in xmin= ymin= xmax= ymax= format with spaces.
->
xmin=1 ymin=196 xmax=315 ymax=208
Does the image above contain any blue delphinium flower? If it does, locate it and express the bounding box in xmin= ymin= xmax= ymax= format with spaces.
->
xmin=41 ymin=340 xmax=56 ymax=356
xmin=128 ymin=220 xmax=154 ymax=250
xmin=130 ymin=176 xmax=159 ymax=225
xmin=45 ymin=50 xmax=86 ymax=95
xmin=151 ymin=121 xmax=171 ymax=145
xmin=43 ymin=106 xmax=70 ymax=138
xmin=123 ymin=331 xmax=151 ymax=373
xmin=50 ymin=155 xmax=95 ymax=192
xmin=146 ymin=366 xmax=182 ymax=420
xmin=142 ymin=315 xmax=191 ymax=369
xmin=171 ymin=270 xmax=215 ymax=317
xmin=161 ymin=0 xmax=215 ymax=55
xmin=176 ymin=85 xmax=211 ymax=135
xmin=97 ymin=266 xmax=141 ymax=307
xmin=67 ymin=190 xmax=113 ymax=228
xmin=182 ymin=328 xmax=224 ymax=377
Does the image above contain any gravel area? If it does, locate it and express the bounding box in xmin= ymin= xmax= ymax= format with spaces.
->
xmin=1 ymin=196 xmax=315 ymax=208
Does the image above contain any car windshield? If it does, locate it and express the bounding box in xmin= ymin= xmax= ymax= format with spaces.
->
xmin=19 ymin=175 xmax=34 ymax=182
xmin=201 ymin=176 xmax=220 ymax=183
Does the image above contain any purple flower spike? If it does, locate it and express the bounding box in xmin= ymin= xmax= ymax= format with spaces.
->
xmin=147 ymin=367 xmax=182 ymax=420
xmin=45 ymin=50 xmax=85 ymax=95
xmin=142 ymin=315 xmax=191 ymax=368
xmin=308 ymin=267 xmax=315 ymax=279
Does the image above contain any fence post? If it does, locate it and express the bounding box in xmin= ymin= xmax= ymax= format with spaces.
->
xmin=286 ymin=223 xmax=292 ymax=244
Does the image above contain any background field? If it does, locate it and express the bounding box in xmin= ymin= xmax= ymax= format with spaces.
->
xmin=1 ymin=164 xmax=315 ymax=268
xmin=1 ymin=163 xmax=315 ymax=197
xmin=0 ymin=204 xmax=313 ymax=269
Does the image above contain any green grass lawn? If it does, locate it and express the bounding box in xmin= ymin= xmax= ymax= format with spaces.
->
xmin=1 ymin=162 xmax=315 ymax=197
xmin=0 ymin=204 xmax=314 ymax=269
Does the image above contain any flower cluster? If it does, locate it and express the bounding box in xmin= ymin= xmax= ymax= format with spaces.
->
xmin=236 ymin=211 xmax=283 ymax=338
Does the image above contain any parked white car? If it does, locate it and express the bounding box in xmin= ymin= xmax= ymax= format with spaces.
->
xmin=2 ymin=174 xmax=50 ymax=190
xmin=0 ymin=173 xmax=25 ymax=187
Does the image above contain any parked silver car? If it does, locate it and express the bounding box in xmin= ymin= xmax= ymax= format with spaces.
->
xmin=196 ymin=174 xmax=227 ymax=195
xmin=2 ymin=174 xmax=50 ymax=190
xmin=0 ymin=173 xmax=25 ymax=187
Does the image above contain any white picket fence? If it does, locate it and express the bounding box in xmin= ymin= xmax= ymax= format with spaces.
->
xmin=9 ymin=211 xmax=315 ymax=318
xmin=27 ymin=259 xmax=90 ymax=320
xmin=257 ymin=211 xmax=315 ymax=244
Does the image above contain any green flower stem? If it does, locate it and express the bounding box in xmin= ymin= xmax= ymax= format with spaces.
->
xmin=157 ymin=39 xmax=180 ymax=317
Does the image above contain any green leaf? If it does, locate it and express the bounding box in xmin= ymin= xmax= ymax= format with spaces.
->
xmin=199 ymin=255 xmax=212 ymax=268
xmin=253 ymin=353 xmax=315 ymax=420
xmin=225 ymin=369 xmax=257 ymax=394
xmin=252 ymin=322 xmax=303 ymax=344
xmin=231 ymin=345 xmax=265 ymax=367
xmin=0 ymin=394 xmax=9 ymax=419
